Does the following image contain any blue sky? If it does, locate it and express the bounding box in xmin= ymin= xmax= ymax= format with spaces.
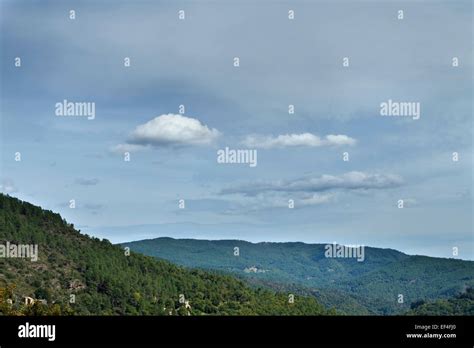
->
xmin=1 ymin=0 xmax=472 ymax=259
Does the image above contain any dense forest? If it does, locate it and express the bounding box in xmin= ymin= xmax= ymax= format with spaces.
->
xmin=0 ymin=194 xmax=331 ymax=316
xmin=406 ymin=288 xmax=474 ymax=316
xmin=123 ymin=237 xmax=474 ymax=315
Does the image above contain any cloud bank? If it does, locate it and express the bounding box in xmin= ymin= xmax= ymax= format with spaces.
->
xmin=221 ymin=171 xmax=403 ymax=196
xmin=242 ymin=133 xmax=356 ymax=149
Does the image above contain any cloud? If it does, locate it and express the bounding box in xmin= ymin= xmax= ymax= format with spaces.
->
xmin=265 ymin=193 xmax=336 ymax=208
xmin=0 ymin=179 xmax=18 ymax=194
xmin=299 ymin=193 xmax=335 ymax=206
xmin=401 ymin=198 xmax=418 ymax=207
xmin=110 ymin=143 xmax=148 ymax=154
xmin=241 ymin=133 xmax=356 ymax=149
xmin=221 ymin=171 xmax=403 ymax=196
xmin=128 ymin=114 xmax=220 ymax=147
xmin=75 ymin=178 xmax=99 ymax=186
xmin=218 ymin=192 xmax=336 ymax=215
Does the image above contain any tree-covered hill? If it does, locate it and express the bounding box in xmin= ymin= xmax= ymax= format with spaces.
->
xmin=122 ymin=237 xmax=474 ymax=315
xmin=0 ymin=194 xmax=330 ymax=316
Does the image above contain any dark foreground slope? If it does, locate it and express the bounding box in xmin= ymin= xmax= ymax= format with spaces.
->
xmin=123 ymin=237 xmax=474 ymax=315
xmin=0 ymin=194 xmax=330 ymax=315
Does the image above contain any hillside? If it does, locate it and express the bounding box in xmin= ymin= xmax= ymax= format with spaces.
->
xmin=0 ymin=194 xmax=330 ymax=315
xmin=122 ymin=237 xmax=474 ymax=315
xmin=406 ymin=288 xmax=474 ymax=316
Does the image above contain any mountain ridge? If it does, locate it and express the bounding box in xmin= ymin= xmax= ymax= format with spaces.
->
xmin=122 ymin=237 xmax=474 ymax=315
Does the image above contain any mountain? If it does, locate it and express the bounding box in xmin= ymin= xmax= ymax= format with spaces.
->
xmin=0 ymin=194 xmax=330 ymax=315
xmin=122 ymin=237 xmax=474 ymax=315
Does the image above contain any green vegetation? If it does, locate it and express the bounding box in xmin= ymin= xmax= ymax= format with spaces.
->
xmin=406 ymin=288 xmax=474 ymax=315
xmin=3 ymin=193 xmax=470 ymax=316
xmin=123 ymin=237 xmax=474 ymax=315
xmin=0 ymin=194 xmax=330 ymax=316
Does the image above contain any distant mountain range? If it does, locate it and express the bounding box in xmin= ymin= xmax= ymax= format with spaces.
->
xmin=1 ymin=193 xmax=472 ymax=316
xmin=122 ymin=237 xmax=474 ymax=315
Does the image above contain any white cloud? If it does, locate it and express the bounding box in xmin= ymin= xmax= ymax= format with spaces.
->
xmin=269 ymin=193 xmax=335 ymax=208
xmin=401 ymin=198 xmax=418 ymax=207
xmin=299 ymin=193 xmax=335 ymax=206
xmin=0 ymin=179 xmax=18 ymax=194
xmin=221 ymin=171 xmax=403 ymax=196
xmin=324 ymin=134 xmax=356 ymax=146
xmin=220 ymin=192 xmax=335 ymax=214
xmin=129 ymin=114 xmax=220 ymax=147
xmin=242 ymin=133 xmax=356 ymax=149
xmin=110 ymin=143 xmax=148 ymax=154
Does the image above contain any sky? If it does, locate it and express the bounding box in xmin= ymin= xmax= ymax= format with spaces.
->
xmin=0 ymin=0 xmax=472 ymax=259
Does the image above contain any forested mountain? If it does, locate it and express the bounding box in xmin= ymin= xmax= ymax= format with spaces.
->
xmin=123 ymin=237 xmax=474 ymax=315
xmin=0 ymin=194 xmax=330 ymax=315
